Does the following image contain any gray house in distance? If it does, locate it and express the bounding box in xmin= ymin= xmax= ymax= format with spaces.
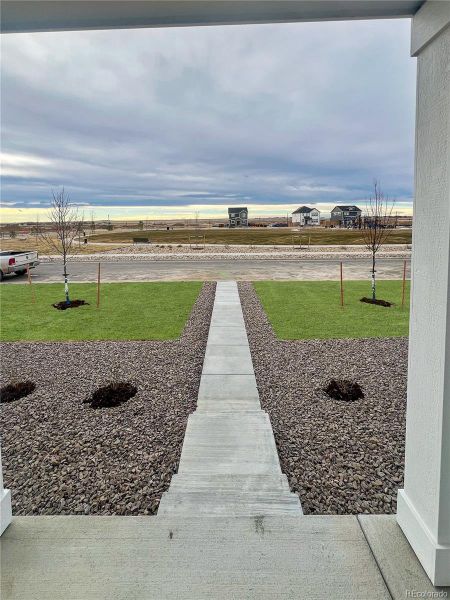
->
xmin=331 ymin=205 xmax=362 ymax=227
xmin=228 ymin=207 xmax=248 ymax=227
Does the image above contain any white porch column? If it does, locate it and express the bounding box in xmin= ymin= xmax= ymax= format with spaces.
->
xmin=397 ymin=1 xmax=450 ymax=587
xmin=0 ymin=446 xmax=12 ymax=535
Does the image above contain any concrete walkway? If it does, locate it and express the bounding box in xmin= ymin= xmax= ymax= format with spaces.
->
xmin=158 ymin=281 xmax=301 ymax=516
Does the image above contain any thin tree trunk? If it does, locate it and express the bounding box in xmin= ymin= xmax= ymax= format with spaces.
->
xmin=371 ymin=251 xmax=376 ymax=300
xmin=63 ymin=252 xmax=70 ymax=305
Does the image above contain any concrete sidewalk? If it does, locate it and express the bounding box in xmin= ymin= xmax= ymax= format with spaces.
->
xmin=158 ymin=280 xmax=301 ymax=517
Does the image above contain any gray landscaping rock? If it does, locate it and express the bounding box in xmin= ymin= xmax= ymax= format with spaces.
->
xmin=238 ymin=282 xmax=407 ymax=515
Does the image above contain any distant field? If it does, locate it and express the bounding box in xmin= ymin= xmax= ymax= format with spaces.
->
xmin=0 ymin=282 xmax=202 ymax=341
xmin=0 ymin=239 xmax=122 ymax=255
xmin=89 ymin=228 xmax=412 ymax=246
xmin=254 ymin=280 xmax=410 ymax=339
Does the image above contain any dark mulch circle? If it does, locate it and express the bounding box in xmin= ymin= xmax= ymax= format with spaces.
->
xmin=1 ymin=381 xmax=36 ymax=403
xmin=324 ymin=379 xmax=364 ymax=402
xmin=360 ymin=297 xmax=392 ymax=307
xmin=52 ymin=299 xmax=89 ymax=310
xmin=84 ymin=382 xmax=137 ymax=409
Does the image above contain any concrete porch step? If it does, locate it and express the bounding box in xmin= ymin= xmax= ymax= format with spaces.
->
xmin=157 ymin=491 xmax=302 ymax=516
xmin=198 ymin=374 xmax=260 ymax=401
xmin=196 ymin=399 xmax=261 ymax=411
xmin=186 ymin=410 xmax=272 ymax=426
xmin=167 ymin=473 xmax=292 ymax=493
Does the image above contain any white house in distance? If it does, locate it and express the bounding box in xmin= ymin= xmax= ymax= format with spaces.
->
xmin=291 ymin=206 xmax=320 ymax=226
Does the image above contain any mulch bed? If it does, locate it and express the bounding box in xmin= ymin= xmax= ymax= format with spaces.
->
xmin=0 ymin=282 xmax=215 ymax=516
xmin=324 ymin=379 xmax=364 ymax=402
xmin=84 ymin=382 xmax=138 ymax=409
xmin=52 ymin=299 xmax=89 ymax=310
xmin=360 ymin=297 xmax=393 ymax=307
xmin=239 ymin=282 xmax=408 ymax=515
xmin=0 ymin=381 xmax=36 ymax=403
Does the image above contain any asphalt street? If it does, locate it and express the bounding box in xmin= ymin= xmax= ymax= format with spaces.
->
xmin=1 ymin=258 xmax=411 ymax=284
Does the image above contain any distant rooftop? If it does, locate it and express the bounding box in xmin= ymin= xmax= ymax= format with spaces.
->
xmin=332 ymin=205 xmax=362 ymax=211
xmin=292 ymin=206 xmax=317 ymax=214
xmin=228 ymin=207 xmax=248 ymax=213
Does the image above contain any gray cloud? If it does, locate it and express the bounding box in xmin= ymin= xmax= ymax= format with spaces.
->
xmin=1 ymin=19 xmax=416 ymax=215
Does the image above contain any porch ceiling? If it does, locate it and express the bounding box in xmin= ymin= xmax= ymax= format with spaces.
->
xmin=2 ymin=0 xmax=424 ymax=34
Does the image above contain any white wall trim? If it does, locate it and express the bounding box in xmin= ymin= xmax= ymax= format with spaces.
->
xmin=397 ymin=489 xmax=450 ymax=586
xmin=0 ymin=488 xmax=12 ymax=536
xmin=411 ymin=0 xmax=450 ymax=56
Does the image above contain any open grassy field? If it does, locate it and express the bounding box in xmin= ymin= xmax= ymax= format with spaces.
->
xmin=89 ymin=227 xmax=412 ymax=246
xmin=0 ymin=282 xmax=202 ymax=341
xmin=253 ymin=280 xmax=410 ymax=339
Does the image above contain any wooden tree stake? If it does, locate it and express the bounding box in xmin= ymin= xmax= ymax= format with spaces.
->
xmin=27 ymin=265 xmax=35 ymax=304
xmin=340 ymin=261 xmax=344 ymax=308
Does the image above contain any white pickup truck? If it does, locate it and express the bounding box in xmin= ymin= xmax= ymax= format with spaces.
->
xmin=0 ymin=250 xmax=40 ymax=281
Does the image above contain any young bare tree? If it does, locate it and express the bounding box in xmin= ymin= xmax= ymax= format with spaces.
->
xmin=362 ymin=180 xmax=396 ymax=300
xmin=39 ymin=188 xmax=83 ymax=305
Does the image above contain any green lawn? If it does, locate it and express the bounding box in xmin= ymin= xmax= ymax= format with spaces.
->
xmin=0 ymin=282 xmax=202 ymax=341
xmin=253 ymin=281 xmax=410 ymax=340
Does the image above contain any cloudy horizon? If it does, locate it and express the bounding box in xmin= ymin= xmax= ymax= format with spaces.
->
xmin=1 ymin=19 xmax=416 ymax=223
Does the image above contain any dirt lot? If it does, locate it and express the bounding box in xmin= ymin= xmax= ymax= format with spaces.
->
xmin=89 ymin=227 xmax=412 ymax=246
xmin=0 ymin=238 xmax=122 ymax=255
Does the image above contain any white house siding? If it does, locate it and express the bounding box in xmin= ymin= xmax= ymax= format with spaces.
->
xmin=292 ymin=209 xmax=320 ymax=226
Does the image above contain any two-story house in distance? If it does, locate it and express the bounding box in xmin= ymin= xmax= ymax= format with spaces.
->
xmin=291 ymin=206 xmax=321 ymax=226
xmin=228 ymin=207 xmax=248 ymax=227
xmin=330 ymin=205 xmax=362 ymax=227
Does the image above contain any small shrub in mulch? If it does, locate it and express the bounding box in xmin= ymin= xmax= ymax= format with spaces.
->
xmin=324 ymin=379 xmax=364 ymax=402
xmin=52 ymin=299 xmax=89 ymax=310
xmin=0 ymin=381 xmax=36 ymax=403
xmin=84 ymin=382 xmax=137 ymax=409
xmin=360 ymin=297 xmax=392 ymax=307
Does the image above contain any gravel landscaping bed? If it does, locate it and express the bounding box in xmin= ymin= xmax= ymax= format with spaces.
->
xmin=239 ymin=282 xmax=408 ymax=515
xmin=99 ymin=243 xmax=411 ymax=255
xmin=41 ymin=243 xmax=411 ymax=262
xmin=0 ymin=282 xmax=215 ymax=516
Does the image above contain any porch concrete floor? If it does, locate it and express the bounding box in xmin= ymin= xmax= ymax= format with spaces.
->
xmin=1 ymin=514 xmax=448 ymax=599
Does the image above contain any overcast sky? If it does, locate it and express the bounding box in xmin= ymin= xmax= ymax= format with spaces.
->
xmin=1 ymin=18 xmax=416 ymax=223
